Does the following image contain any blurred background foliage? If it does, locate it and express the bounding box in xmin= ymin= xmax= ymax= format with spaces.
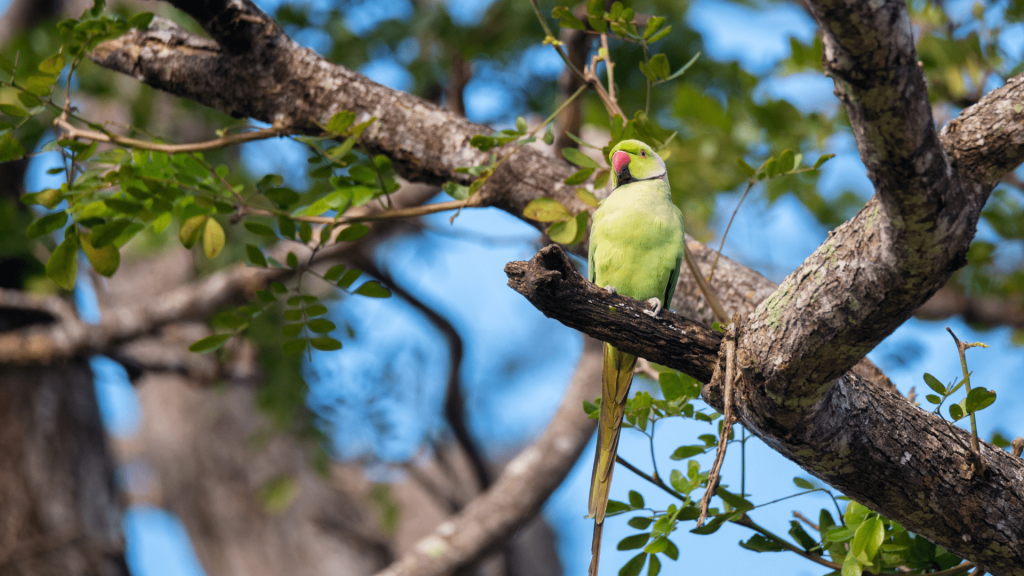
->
xmin=2 ymin=0 xmax=1024 ymax=574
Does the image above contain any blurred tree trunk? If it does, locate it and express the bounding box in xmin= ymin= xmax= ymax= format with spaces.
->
xmin=0 ymin=359 xmax=127 ymax=576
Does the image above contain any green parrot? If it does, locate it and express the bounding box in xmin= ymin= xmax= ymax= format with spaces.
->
xmin=587 ymin=139 xmax=685 ymax=576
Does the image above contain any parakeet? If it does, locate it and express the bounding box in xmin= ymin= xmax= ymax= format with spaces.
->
xmin=587 ymin=139 xmax=685 ymax=576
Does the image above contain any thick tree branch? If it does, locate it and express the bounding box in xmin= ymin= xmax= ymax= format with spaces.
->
xmin=506 ymin=245 xmax=1024 ymax=576
xmin=505 ymin=245 xmax=722 ymax=384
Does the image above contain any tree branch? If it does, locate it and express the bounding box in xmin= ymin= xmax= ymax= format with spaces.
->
xmin=372 ymin=337 xmax=603 ymax=576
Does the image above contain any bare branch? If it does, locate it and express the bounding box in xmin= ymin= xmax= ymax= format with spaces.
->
xmin=372 ymin=337 xmax=603 ymax=576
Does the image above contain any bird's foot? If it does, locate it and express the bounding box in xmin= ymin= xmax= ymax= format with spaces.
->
xmin=642 ymin=297 xmax=662 ymax=317
xmin=603 ymin=285 xmax=617 ymax=295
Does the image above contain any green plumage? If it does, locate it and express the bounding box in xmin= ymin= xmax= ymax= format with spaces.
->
xmin=587 ymin=140 xmax=685 ymax=576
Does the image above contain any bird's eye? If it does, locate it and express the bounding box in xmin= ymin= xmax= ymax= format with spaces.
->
xmin=640 ymin=150 xmax=647 ymax=158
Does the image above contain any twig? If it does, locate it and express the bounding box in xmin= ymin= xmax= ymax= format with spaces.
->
xmin=55 ymin=117 xmax=293 ymax=153
xmin=793 ymin=510 xmax=819 ymax=531
xmin=732 ymin=516 xmax=840 ymax=571
xmin=633 ymin=358 xmax=661 ymax=381
xmin=708 ymin=179 xmax=756 ymax=284
xmin=683 ymin=243 xmax=729 ymax=324
xmin=696 ymin=326 xmax=737 ymax=527
xmin=946 ymin=326 xmax=987 ymax=473
xmin=616 ymin=455 xmax=685 ymax=501
xmin=238 ymin=195 xmax=483 ymax=226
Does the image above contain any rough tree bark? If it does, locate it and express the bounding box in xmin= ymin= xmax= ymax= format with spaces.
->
xmin=0 ymin=354 xmax=126 ymax=576
xmin=13 ymin=0 xmax=1023 ymax=574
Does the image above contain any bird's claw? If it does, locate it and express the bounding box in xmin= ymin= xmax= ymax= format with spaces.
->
xmin=603 ymin=285 xmax=617 ymax=295
xmin=642 ymin=297 xmax=662 ymax=317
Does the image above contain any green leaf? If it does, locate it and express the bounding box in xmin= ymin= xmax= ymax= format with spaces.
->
xmin=628 ymin=516 xmax=653 ymax=530
xmin=852 ymin=517 xmax=884 ymax=561
xmin=246 ymin=244 xmax=267 ymax=267
xmin=593 ymin=169 xmax=611 ymax=189
xmin=643 ymin=16 xmax=666 ymax=40
xmin=576 ymin=189 xmax=600 ymax=208
xmin=793 ymin=477 xmax=815 ymax=490
xmin=310 ymin=337 xmax=342 ymax=351
xmin=26 ymin=211 xmax=68 ymax=239
xmin=188 ymin=333 xmax=232 ymax=353
xmin=647 ymin=554 xmax=661 ymax=576
xmin=778 ymin=149 xmax=795 ymax=173
xmin=564 ymin=167 xmax=595 ymax=185
xmin=305 ymin=304 xmax=329 ymax=317
xmin=255 ymin=290 xmax=275 ymax=303
xmin=788 ymin=520 xmax=818 ymax=551
xmin=562 ymin=147 xmax=600 ymax=169
xmin=0 ymin=53 xmax=13 ymax=74
xmin=736 ymin=158 xmax=756 ymax=177
xmin=516 ymin=116 xmax=527 ymax=134
xmin=648 ymin=54 xmax=670 ymax=80
xmin=826 ymin=526 xmax=856 ymax=543
xmin=202 ymin=218 xmax=225 ymax=259
xmin=327 ymin=110 xmax=356 ymax=133
xmin=949 ymin=403 xmax=964 ymax=420
xmin=90 ymin=220 xmax=132 ymax=248
xmin=443 ymin=181 xmax=470 ymax=200
xmin=628 ymin=490 xmax=644 ymax=509
xmin=282 ymin=339 xmax=308 ymax=355
xmin=690 ymin=512 xmax=733 ymax=535
xmin=299 ymin=221 xmax=312 ymax=243
xmin=547 ymin=217 xmax=578 ymax=244
xmin=663 ymin=539 xmax=678 ymax=560
xmin=619 ymin=553 xmax=646 ymax=576
xmin=46 ymin=233 xmax=79 ymax=290
xmin=338 ymin=269 xmax=362 ymax=289
xmin=179 ymin=215 xmax=208 ymax=249
xmin=0 ymin=103 xmax=26 ymax=117
xmin=337 ymin=223 xmax=370 ymax=242
xmin=245 ymin=221 xmax=278 ymax=238
xmin=842 ymin=550 xmax=863 ymax=576
xmin=644 ymin=537 xmax=668 ymax=554
xmin=923 ymin=373 xmax=945 ymax=395
xmin=127 ymin=12 xmax=154 ymax=29
xmin=523 ymin=197 xmax=571 ymax=222
xmin=354 ymin=280 xmax=392 ymax=298
xmin=670 ymin=445 xmax=705 ymax=460
xmin=606 ymin=500 xmax=631 ymax=515
xmin=646 ymin=24 xmax=671 ymax=44
xmin=845 ymin=502 xmax=869 ymax=527
xmin=324 ymin=265 xmax=346 ymax=281
xmin=617 ymin=533 xmax=650 ymax=551
xmin=552 ymin=6 xmax=586 ymax=30
xmin=965 ymin=387 xmax=996 ymax=413
xmin=543 ymin=125 xmax=554 ymax=145
xmin=39 ymin=52 xmax=66 ymax=76
xmin=925 ymin=394 xmax=942 ymax=404
xmin=307 ymin=319 xmax=337 ymax=333
xmin=264 ymin=187 xmax=300 ymax=208
xmin=82 ymin=232 xmax=120 ymax=276
xmin=0 ymin=132 xmax=25 ymax=162
xmin=813 ymin=154 xmax=836 ymax=169
xmin=282 ymin=324 xmax=303 ymax=338
xmin=739 ymin=534 xmax=785 ymax=553
xmin=716 ymin=487 xmax=753 ymax=511
xmin=286 ymin=252 xmax=299 ymax=268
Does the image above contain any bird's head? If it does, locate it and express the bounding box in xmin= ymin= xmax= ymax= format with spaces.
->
xmin=609 ymin=140 xmax=666 ymax=189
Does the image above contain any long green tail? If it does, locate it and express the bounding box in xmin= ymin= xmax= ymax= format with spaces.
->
xmin=589 ymin=342 xmax=637 ymax=576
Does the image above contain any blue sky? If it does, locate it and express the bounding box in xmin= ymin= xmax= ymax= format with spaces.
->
xmin=10 ymin=0 xmax=1024 ymax=574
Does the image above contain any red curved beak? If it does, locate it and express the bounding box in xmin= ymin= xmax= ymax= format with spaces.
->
xmin=612 ymin=150 xmax=630 ymax=174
